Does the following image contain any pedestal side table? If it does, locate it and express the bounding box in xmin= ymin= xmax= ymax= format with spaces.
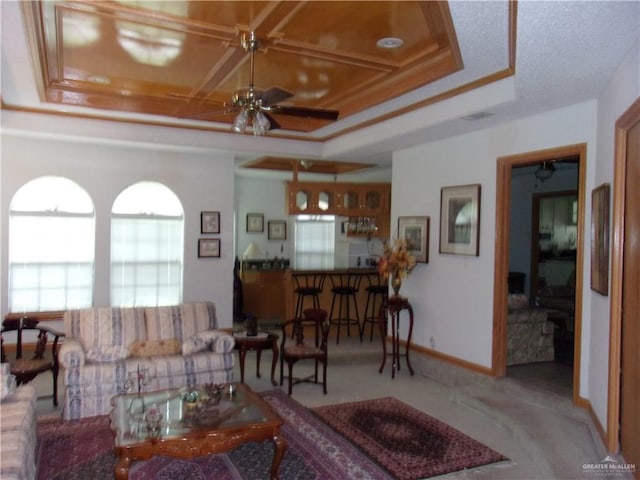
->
xmin=378 ymin=295 xmax=415 ymax=379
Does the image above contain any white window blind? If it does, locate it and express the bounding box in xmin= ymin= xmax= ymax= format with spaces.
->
xmin=9 ymin=177 xmax=95 ymax=312
xmin=111 ymin=182 xmax=184 ymax=307
xmin=293 ymin=215 xmax=335 ymax=269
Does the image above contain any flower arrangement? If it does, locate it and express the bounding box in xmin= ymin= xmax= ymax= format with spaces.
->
xmin=378 ymin=237 xmax=417 ymax=295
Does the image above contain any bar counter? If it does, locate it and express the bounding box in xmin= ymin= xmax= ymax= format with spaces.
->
xmin=283 ymin=268 xmax=385 ymax=327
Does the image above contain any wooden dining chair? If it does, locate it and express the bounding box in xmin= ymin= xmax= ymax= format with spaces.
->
xmin=279 ymin=309 xmax=329 ymax=395
xmin=1 ymin=317 xmax=65 ymax=406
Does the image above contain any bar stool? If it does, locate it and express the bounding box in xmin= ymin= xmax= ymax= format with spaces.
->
xmin=360 ymin=273 xmax=388 ymax=342
xmin=293 ymin=273 xmax=326 ymax=321
xmin=328 ymin=273 xmax=362 ymax=343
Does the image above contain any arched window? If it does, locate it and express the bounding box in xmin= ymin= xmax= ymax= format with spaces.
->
xmin=9 ymin=176 xmax=95 ymax=312
xmin=111 ymin=181 xmax=184 ymax=307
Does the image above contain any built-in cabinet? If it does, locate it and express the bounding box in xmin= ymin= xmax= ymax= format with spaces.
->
xmin=288 ymin=183 xmax=336 ymax=214
xmin=241 ymin=269 xmax=285 ymax=319
xmin=286 ymin=181 xmax=391 ymax=237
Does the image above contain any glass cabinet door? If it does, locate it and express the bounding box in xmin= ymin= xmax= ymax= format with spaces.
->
xmin=343 ymin=190 xmax=359 ymax=210
xmin=364 ymin=190 xmax=381 ymax=210
xmin=318 ymin=189 xmax=332 ymax=211
xmin=295 ymin=190 xmax=309 ymax=211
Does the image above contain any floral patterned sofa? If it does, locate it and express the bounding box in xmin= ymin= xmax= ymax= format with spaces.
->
xmin=507 ymin=306 xmax=555 ymax=365
xmin=507 ymin=294 xmax=555 ymax=365
xmin=0 ymin=384 xmax=37 ymax=480
xmin=59 ymin=302 xmax=235 ymax=420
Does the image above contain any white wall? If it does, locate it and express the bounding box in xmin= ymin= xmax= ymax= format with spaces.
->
xmin=392 ymin=101 xmax=598 ymax=375
xmin=589 ymin=38 xmax=640 ymax=429
xmin=1 ymin=133 xmax=236 ymax=328
xmin=234 ymin=176 xmax=291 ymax=262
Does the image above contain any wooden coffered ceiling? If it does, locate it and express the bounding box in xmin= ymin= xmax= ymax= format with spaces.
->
xmin=243 ymin=156 xmax=373 ymax=176
xmin=21 ymin=1 xmax=462 ymax=134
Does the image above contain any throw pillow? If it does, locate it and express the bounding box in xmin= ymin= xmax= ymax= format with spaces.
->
xmin=86 ymin=345 xmax=130 ymax=362
xmin=182 ymin=331 xmax=220 ymax=355
xmin=129 ymin=339 xmax=181 ymax=358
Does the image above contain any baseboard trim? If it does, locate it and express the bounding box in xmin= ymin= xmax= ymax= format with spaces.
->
xmin=420 ymin=344 xmax=493 ymax=376
xmin=587 ymin=401 xmax=611 ymax=455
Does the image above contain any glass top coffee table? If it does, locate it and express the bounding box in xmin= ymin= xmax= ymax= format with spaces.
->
xmin=110 ymin=382 xmax=286 ymax=480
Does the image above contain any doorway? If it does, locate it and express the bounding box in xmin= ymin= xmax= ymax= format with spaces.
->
xmin=506 ymin=162 xmax=579 ymax=395
xmin=493 ymin=144 xmax=586 ymax=406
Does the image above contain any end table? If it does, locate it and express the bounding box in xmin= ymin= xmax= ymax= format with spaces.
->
xmin=233 ymin=331 xmax=279 ymax=386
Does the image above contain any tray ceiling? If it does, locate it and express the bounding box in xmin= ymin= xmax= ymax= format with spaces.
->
xmin=22 ymin=1 xmax=463 ymax=134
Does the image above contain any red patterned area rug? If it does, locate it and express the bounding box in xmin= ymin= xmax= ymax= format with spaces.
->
xmin=313 ymin=397 xmax=508 ymax=480
xmin=35 ymin=389 xmax=391 ymax=480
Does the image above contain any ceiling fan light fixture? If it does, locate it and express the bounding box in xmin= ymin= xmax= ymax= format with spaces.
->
xmin=253 ymin=111 xmax=271 ymax=136
xmin=232 ymin=109 xmax=248 ymax=133
xmin=534 ymin=161 xmax=556 ymax=183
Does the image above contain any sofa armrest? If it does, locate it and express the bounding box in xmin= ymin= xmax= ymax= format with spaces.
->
xmin=210 ymin=330 xmax=235 ymax=353
xmin=58 ymin=338 xmax=86 ymax=369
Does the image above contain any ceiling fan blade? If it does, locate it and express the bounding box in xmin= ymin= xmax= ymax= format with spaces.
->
xmin=262 ymin=112 xmax=281 ymax=130
xmin=271 ymin=105 xmax=339 ymax=121
xmin=258 ymin=87 xmax=294 ymax=106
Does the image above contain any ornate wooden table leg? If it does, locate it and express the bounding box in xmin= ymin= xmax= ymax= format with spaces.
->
xmin=405 ymin=303 xmax=415 ymax=375
xmin=115 ymin=455 xmax=132 ymax=480
xmin=270 ymin=434 xmax=288 ymax=479
xmin=378 ymin=303 xmax=387 ymax=373
xmin=391 ymin=311 xmax=398 ymax=379
xmin=256 ymin=346 xmax=263 ymax=378
xmin=238 ymin=344 xmax=248 ymax=383
xmin=270 ymin=336 xmax=279 ymax=386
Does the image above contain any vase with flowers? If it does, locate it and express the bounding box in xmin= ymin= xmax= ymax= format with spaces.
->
xmin=378 ymin=237 xmax=417 ymax=297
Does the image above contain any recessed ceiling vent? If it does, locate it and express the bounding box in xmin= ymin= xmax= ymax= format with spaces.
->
xmin=462 ymin=111 xmax=495 ymax=121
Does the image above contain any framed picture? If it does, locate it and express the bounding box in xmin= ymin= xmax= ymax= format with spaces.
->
xmin=246 ymin=213 xmax=264 ymax=233
xmin=591 ymin=183 xmax=610 ymax=295
xmin=439 ymin=184 xmax=481 ymax=256
xmin=200 ymin=211 xmax=220 ymax=234
xmin=398 ymin=216 xmax=429 ymax=263
xmin=268 ymin=220 xmax=287 ymax=240
xmin=198 ymin=238 xmax=220 ymax=258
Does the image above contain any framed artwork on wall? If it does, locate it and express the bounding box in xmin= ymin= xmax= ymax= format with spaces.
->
xmin=591 ymin=183 xmax=610 ymax=295
xmin=246 ymin=213 xmax=264 ymax=233
xmin=198 ymin=238 xmax=220 ymax=258
xmin=398 ymin=216 xmax=429 ymax=263
xmin=201 ymin=211 xmax=220 ymax=234
xmin=268 ymin=220 xmax=287 ymax=240
xmin=439 ymin=184 xmax=481 ymax=256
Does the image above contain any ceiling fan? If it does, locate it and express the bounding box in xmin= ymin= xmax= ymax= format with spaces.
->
xmin=227 ymin=32 xmax=340 ymax=136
